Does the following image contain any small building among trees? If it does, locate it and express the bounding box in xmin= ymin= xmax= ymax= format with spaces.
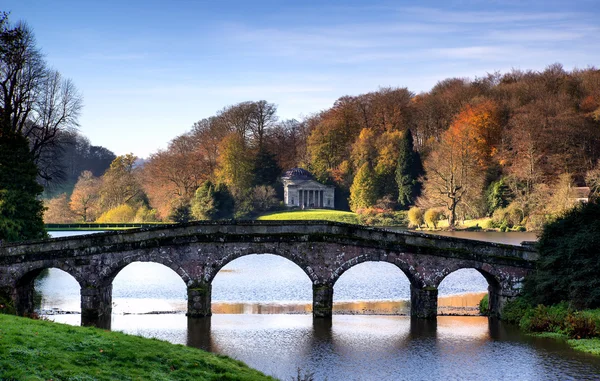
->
xmin=282 ymin=168 xmax=335 ymax=208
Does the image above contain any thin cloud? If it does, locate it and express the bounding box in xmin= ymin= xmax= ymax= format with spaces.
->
xmin=83 ymin=52 xmax=148 ymax=61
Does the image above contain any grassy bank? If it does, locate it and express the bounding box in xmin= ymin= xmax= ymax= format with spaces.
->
xmin=257 ymin=209 xmax=360 ymax=224
xmin=501 ymin=299 xmax=600 ymax=356
xmin=0 ymin=314 xmax=273 ymax=380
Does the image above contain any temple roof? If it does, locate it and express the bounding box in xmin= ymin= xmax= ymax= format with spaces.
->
xmin=282 ymin=167 xmax=314 ymax=180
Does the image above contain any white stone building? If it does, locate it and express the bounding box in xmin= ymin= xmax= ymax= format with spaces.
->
xmin=282 ymin=168 xmax=335 ymax=208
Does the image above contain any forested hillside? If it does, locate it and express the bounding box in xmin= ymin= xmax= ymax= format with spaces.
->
xmin=45 ymin=64 xmax=600 ymax=229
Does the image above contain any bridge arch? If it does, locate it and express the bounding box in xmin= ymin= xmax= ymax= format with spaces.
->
xmin=432 ymin=264 xmax=503 ymax=290
xmin=101 ymin=255 xmax=193 ymax=288
xmin=435 ymin=265 xmax=506 ymax=317
xmin=329 ymin=253 xmax=420 ymax=287
xmin=204 ymin=248 xmax=319 ymax=285
xmin=13 ymin=263 xmax=84 ymax=317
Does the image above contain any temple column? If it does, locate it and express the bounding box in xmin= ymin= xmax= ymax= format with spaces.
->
xmin=187 ymin=281 xmax=212 ymax=317
xmin=410 ymin=284 xmax=438 ymax=319
xmin=313 ymin=283 xmax=333 ymax=318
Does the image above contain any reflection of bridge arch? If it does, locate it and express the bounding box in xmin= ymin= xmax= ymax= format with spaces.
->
xmin=0 ymin=221 xmax=536 ymax=326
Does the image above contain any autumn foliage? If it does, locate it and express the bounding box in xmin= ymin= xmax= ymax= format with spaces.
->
xmin=42 ymin=65 xmax=600 ymax=228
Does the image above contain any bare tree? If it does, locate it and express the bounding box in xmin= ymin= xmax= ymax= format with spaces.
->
xmin=0 ymin=16 xmax=82 ymax=184
xmin=250 ymin=100 xmax=277 ymax=149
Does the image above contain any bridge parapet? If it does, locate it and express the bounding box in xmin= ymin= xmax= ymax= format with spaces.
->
xmin=0 ymin=220 xmax=537 ymax=264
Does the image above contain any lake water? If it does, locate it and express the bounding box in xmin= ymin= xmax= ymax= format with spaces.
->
xmin=38 ymin=230 xmax=600 ymax=380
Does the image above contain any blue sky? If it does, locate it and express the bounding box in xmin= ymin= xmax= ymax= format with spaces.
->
xmin=4 ymin=0 xmax=600 ymax=158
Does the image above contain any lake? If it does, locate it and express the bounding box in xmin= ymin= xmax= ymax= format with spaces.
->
xmin=38 ymin=230 xmax=600 ymax=380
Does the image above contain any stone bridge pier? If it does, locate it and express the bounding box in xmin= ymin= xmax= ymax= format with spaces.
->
xmin=0 ymin=221 xmax=537 ymax=323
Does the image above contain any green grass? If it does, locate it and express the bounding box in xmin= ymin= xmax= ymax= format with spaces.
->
xmin=257 ymin=209 xmax=360 ymax=224
xmin=532 ymin=332 xmax=600 ymax=356
xmin=0 ymin=314 xmax=273 ymax=381
xmin=567 ymin=338 xmax=600 ymax=355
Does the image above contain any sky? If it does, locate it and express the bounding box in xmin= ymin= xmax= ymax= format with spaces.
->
xmin=4 ymin=0 xmax=600 ymax=158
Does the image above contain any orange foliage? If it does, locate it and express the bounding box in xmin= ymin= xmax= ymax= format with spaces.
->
xmin=449 ymin=100 xmax=502 ymax=168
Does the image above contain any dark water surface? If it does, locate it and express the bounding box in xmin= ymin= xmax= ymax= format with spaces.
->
xmin=39 ymin=230 xmax=600 ymax=380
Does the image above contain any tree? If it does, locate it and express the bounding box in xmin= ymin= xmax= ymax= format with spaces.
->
xmin=586 ymin=160 xmax=600 ymax=202
xmin=395 ymin=129 xmax=423 ymax=209
xmin=0 ymin=15 xmax=82 ymax=184
xmin=168 ymin=203 xmax=192 ymax=223
xmin=251 ymin=185 xmax=278 ymax=212
xmin=349 ymin=162 xmax=377 ymax=211
xmin=0 ymin=134 xmax=46 ymax=241
xmin=191 ymin=181 xmax=235 ymax=220
xmin=374 ymin=130 xmax=404 ymax=202
xmin=249 ymin=100 xmax=277 ymax=149
xmin=70 ymin=170 xmax=100 ymax=222
xmin=0 ymin=15 xmax=46 ymax=241
xmin=142 ymin=134 xmax=208 ymax=219
xmin=43 ymin=193 xmax=75 ymax=223
xmin=99 ymin=154 xmax=142 ymax=210
xmin=524 ymin=201 xmax=600 ymax=309
xmin=215 ymin=133 xmax=254 ymax=196
xmin=420 ymin=115 xmax=486 ymax=226
xmin=252 ymin=148 xmax=281 ymax=187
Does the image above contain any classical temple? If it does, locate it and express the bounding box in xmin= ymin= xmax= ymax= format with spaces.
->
xmin=282 ymin=168 xmax=335 ymax=208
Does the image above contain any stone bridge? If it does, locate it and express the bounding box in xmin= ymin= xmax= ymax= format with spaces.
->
xmin=0 ymin=221 xmax=537 ymax=326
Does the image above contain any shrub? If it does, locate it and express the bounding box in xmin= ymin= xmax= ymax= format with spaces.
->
xmin=481 ymin=219 xmax=495 ymax=230
xmin=407 ymin=207 xmax=424 ymax=228
xmin=492 ymin=202 xmax=524 ymax=228
xmin=0 ymin=292 xmax=15 ymax=315
xmin=565 ymin=312 xmax=599 ymax=339
xmin=134 ymin=206 xmax=159 ymax=223
xmin=519 ymin=303 xmax=570 ymax=333
xmin=501 ymin=297 xmax=531 ymax=324
xmin=356 ymin=207 xmax=398 ymax=226
xmin=479 ymin=294 xmax=489 ymax=316
xmin=96 ymin=204 xmax=137 ymax=223
xmin=424 ymin=208 xmax=442 ymax=229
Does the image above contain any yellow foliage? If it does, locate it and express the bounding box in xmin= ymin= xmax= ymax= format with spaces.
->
xmin=96 ymin=204 xmax=137 ymax=223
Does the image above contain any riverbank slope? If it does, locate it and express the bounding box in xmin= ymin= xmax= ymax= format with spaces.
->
xmin=0 ymin=314 xmax=273 ymax=380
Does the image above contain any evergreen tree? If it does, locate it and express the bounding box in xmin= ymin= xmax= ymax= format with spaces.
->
xmin=191 ymin=181 xmax=234 ymax=220
xmin=395 ymin=130 xmax=423 ymax=209
xmin=252 ymin=148 xmax=281 ymax=187
xmin=524 ymin=201 xmax=600 ymax=309
xmin=168 ymin=203 xmax=192 ymax=223
xmin=349 ymin=162 xmax=377 ymax=211
xmin=0 ymin=134 xmax=46 ymax=242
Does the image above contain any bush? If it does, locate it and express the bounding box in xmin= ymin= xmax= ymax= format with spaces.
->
xmin=356 ymin=208 xmax=405 ymax=226
xmin=481 ymin=219 xmax=495 ymax=230
xmin=407 ymin=207 xmax=424 ymax=228
xmin=424 ymin=208 xmax=442 ymax=229
xmin=134 ymin=206 xmax=159 ymax=223
xmin=565 ymin=311 xmax=599 ymax=339
xmin=479 ymin=294 xmax=489 ymax=316
xmin=492 ymin=202 xmax=524 ymax=228
xmin=96 ymin=204 xmax=137 ymax=223
xmin=520 ymin=303 xmax=570 ymax=333
xmin=501 ymin=297 xmax=531 ymax=324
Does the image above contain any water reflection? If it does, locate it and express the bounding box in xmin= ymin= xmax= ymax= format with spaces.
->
xmin=49 ymin=312 xmax=600 ymax=380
